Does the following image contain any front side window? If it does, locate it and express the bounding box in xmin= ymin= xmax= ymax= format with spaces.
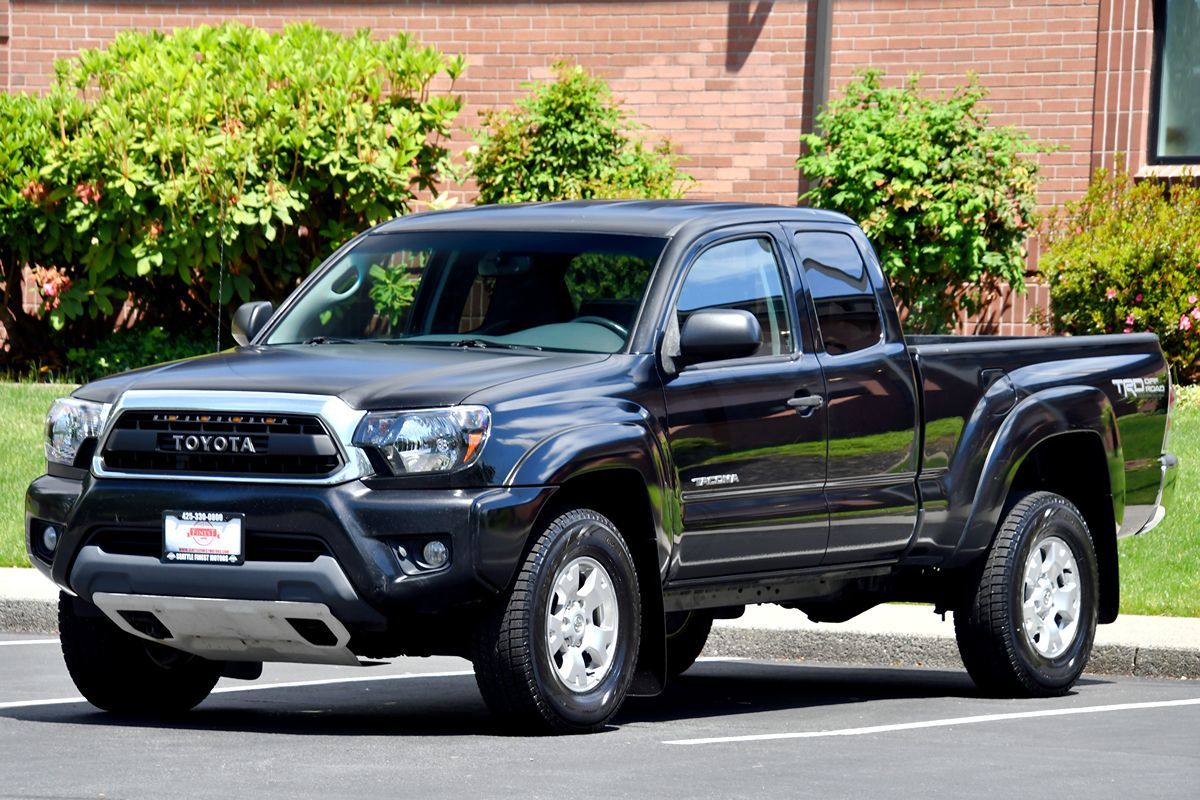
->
xmin=676 ymin=237 xmax=792 ymax=358
xmin=266 ymin=231 xmax=666 ymax=353
xmin=796 ymin=231 xmax=882 ymax=355
xmin=1153 ymin=0 xmax=1200 ymax=161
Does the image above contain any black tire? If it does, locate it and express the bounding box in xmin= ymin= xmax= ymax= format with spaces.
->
xmin=954 ymin=492 xmax=1099 ymax=697
xmin=664 ymin=610 xmax=713 ymax=677
xmin=471 ymin=508 xmax=641 ymax=734
xmin=59 ymin=593 xmax=222 ymax=715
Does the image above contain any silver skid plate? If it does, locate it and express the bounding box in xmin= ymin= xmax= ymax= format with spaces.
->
xmin=92 ymin=592 xmax=359 ymax=666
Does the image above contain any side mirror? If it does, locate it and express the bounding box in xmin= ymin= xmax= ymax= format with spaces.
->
xmin=231 ymin=301 xmax=274 ymax=346
xmin=677 ymin=308 xmax=762 ymax=366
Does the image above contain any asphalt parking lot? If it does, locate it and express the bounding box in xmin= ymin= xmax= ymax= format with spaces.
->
xmin=1 ymin=632 xmax=1197 ymax=799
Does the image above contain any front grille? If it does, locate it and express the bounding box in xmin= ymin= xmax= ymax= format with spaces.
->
xmin=88 ymin=528 xmax=331 ymax=563
xmin=101 ymin=411 xmax=341 ymax=477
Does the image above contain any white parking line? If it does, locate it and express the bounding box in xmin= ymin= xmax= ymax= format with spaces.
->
xmin=0 ymin=639 xmax=59 ymax=647
xmin=0 ymin=669 xmax=474 ymax=711
xmin=662 ymin=697 xmax=1200 ymax=745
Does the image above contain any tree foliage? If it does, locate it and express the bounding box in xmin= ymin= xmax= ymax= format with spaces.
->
xmin=469 ymin=62 xmax=691 ymax=204
xmin=1040 ymin=165 xmax=1200 ymax=383
xmin=797 ymin=71 xmax=1045 ymax=333
xmin=1 ymin=22 xmax=463 ymax=367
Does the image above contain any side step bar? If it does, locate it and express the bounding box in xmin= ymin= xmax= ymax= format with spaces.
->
xmin=93 ymin=593 xmax=359 ymax=666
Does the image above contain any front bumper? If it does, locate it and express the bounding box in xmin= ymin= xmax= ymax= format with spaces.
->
xmin=26 ymin=473 xmax=555 ymax=629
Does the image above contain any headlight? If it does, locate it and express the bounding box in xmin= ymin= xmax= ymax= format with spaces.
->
xmin=45 ymin=397 xmax=109 ymax=467
xmin=353 ymin=406 xmax=490 ymax=475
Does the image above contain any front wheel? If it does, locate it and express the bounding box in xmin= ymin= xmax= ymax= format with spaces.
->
xmin=59 ymin=593 xmax=222 ymax=714
xmin=954 ymin=492 xmax=1099 ymax=697
xmin=471 ymin=508 xmax=641 ymax=734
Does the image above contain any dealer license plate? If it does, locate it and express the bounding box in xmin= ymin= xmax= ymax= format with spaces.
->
xmin=162 ymin=511 xmax=244 ymax=565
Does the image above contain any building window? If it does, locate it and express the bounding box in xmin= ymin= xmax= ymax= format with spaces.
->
xmin=1152 ymin=0 xmax=1200 ymax=162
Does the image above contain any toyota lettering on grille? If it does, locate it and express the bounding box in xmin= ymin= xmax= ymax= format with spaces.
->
xmin=170 ymin=434 xmax=258 ymax=454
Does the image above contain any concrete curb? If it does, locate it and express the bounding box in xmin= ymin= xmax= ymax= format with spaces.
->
xmin=6 ymin=595 xmax=1198 ymax=679
xmin=0 ymin=598 xmax=57 ymax=636
xmin=705 ymin=627 xmax=1200 ymax=680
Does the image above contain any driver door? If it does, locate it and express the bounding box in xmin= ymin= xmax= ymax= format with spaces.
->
xmin=662 ymin=229 xmax=829 ymax=581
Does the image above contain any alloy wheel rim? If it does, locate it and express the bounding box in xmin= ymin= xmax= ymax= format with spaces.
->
xmin=1020 ymin=535 xmax=1082 ymax=659
xmin=545 ymin=555 xmax=619 ymax=693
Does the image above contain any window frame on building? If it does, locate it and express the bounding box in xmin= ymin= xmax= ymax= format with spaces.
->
xmin=1149 ymin=0 xmax=1200 ymax=165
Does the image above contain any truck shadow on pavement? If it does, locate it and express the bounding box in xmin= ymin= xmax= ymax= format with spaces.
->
xmin=0 ymin=660 xmax=1107 ymax=737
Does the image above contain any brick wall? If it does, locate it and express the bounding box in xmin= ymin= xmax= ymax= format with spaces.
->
xmin=1092 ymin=0 xmax=1156 ymax=175
xmin=829 ymin=0 xmax=1101 ymax=212
xmin=0 ymin=0 xmax=9 ymax=94
xmin=1 ymin=0 xmax=821 ymax=204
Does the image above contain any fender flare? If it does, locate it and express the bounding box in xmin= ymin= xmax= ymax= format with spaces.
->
xmin=506 ymin=420 xmax=676 ymax=696
xmin=947 ymin=385 xmax=1123 ymax=568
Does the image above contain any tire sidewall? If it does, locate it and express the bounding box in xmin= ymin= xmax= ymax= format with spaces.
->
xmin=528 ymin=511 xmax=640 ymax=728
xmin=1007 ymin=498 xmax=1098 ymax=688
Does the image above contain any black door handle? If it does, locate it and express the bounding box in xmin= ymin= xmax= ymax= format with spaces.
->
xmin=787 ymin=395 xmax=825 ymax=410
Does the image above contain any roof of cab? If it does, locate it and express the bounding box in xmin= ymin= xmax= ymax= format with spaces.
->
xmin=371 ymin=200 xmax=854 ymax=238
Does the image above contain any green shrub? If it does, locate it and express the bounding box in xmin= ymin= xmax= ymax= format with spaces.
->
xmin=469 ymin=62 xmax=691 ymax=204
xmin=65 ymin=327 xmax=211 ymax=381
xmin=2 ymin=22 xmax=463 ymax=369
xmin=0 ymin=91 xmax=85 ymax=362
xmin=797 ymin=70 xmax=1045 ymax=333
xmin=1040 ymin=166 xmax=1200 ymax=383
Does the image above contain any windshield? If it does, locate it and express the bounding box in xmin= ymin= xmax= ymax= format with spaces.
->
xmin=266 ymin=231 xmax=667 ymax=353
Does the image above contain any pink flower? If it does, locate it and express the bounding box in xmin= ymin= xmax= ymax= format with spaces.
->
xmin=1123 ymin=327 xmax=1132 ymax=333
xmin=1125 ymin=314 xmax=1135 ymax=325
xmin=1105 ymin=288 xmax=1117 ymax=300
xmin=1192 ymin=308 xmax=1200 ymax=320
xmin=1135 ymin=294 xmax=1143 ymax=302
xmin=43 ymin=283 xmax=57 ymax=298
xmin=1182 ymin=315 xmax=1194 ymax=331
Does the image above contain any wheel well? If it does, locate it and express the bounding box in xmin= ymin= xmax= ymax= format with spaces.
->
xmin=541 ymin=468 xmax=666 ymax=694
xmin=1009 ymin=432 xmax=1120 ymax=624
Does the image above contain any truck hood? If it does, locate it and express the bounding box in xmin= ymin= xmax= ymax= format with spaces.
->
xmin=74 ymin=344 xmax=611 ymax=410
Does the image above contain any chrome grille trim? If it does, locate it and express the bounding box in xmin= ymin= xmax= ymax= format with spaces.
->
xmin=91 ymin=390 xmax=374 ymax=484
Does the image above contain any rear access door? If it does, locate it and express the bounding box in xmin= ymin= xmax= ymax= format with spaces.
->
xmin=784 ymin=224 xmax=920 ymax=565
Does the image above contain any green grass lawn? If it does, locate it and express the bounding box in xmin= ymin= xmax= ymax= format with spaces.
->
xmin=1 ymin=383 xmax=75 ymax=567
xmin=0 ymin=382 xmax=1197 ymax=615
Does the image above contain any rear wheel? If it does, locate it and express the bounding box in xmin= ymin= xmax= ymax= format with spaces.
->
xmin=954 ymin=492 xmax=1098 ymax=697
xmin=664 ymin=610 xmax=713 ymax=677
xmin=471 ymin=507 xmax=641 ymax=734
xmin=59 ymin=593 xmax=222 ymax=714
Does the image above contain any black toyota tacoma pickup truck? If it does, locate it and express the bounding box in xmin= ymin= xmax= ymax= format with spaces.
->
xmin=27 ymin=201 xmax=1178 ymax=733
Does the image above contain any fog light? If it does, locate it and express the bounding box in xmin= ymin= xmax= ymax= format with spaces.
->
xmin=422 ymin=540 xmax=449 ymax=568
xmin=42 ymin=526 xmax=60 ymax=553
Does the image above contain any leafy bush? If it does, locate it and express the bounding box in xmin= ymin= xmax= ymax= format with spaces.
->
xmin=797 ymin=71 xmax=1045 ymax=333
xmin=2 ymin=22 xmax=464 ymax=369
xmin=1040 ymin=166 xmax=1200 ymax=383
xmin=0 ymin=91 xmax=83 ymax=361
xmin=65 ymin=327 xmax=211 ymax=381
xmin=470 ymin=62 xmax=691 ymax=204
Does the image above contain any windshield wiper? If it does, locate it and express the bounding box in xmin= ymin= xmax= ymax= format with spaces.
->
xmin=450 ymin=338 xmax=542 ymax=351
xmin=304 ymin=336 xmax=359 ymax=345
